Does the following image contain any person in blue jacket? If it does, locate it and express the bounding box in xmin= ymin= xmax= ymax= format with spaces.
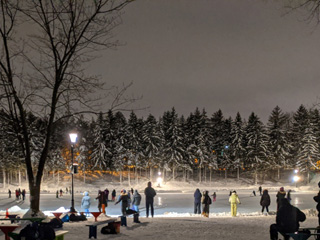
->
xmin=194 ymin=188 xmax=202 ymax=214
xmin=81 ymin=191 xmax=91 ymax=216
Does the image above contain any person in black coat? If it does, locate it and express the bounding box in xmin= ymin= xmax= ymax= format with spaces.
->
xmin=270 ymin=198 xmax=306 ymax=240
xmin=276 ymin=187 xmax=286 ymax=211
xmin=314 ymin=181 xmax=320 ymax=225
xmin=144 ymin=181 xmax=157 ymax=218
xmin=115 ymin=189 xmax=130 ymax=216
xmin=194 ymin=188 xmax=202 ymax=214
xmin=260 ymin=189 xmax=271 ymax=214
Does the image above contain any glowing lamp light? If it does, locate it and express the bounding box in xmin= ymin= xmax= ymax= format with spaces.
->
xmin=293 ymin=175 xmax=300 ymax=182
xmin=157 ymin=177 xmax=163 ymax=187
xmin=294 ymin=169 xmax=299 ymax=174
xmin=69 ymin=133 xmax=78 ymax=143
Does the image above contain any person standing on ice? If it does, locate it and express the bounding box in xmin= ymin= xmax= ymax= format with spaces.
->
xmin=96 ymin=190 xmax=104 ymax=212
xmin=229 ymin=190 xmax=241 ymax=217
xmin=194 ymin=188 xmax=202 ymax=214
xmin=8 ymin=189 xmax=11 ymax=198
xmin=144 ymin=181 xmax=157 ymax=218
xmin=276 ymin=187 xmax=286 ymax=211
xmin=259 ymin=186 xmax=262 ymax=196
xmin=260 ymin=189 xmax=271 ymax=215
xmin=115 ymin=189 xmax=130 ymax=216
xmin=81 ymin=191 xmax=91 ymax=217
xmin=132 ymin=189 xmax=142 ymax=212
xmin=201 ymin=191 xmax=211 ymax=217
xmin=212 ymin=192 xmax=216 ymax=202
xmin=111 ymin=189 xmax=116 ymax=201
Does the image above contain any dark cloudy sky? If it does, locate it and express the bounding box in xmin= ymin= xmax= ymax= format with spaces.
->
xmin=90 ymin=0 xmax=320 ymax=122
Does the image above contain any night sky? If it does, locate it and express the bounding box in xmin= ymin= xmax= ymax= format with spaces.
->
xmin=89 ymin=0 xmax=320 ymax=122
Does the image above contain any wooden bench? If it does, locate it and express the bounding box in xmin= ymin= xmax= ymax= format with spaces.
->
xmin=55 ymin=230 xmax=69 ymax=240
xmin=86 ymin=218 xmax=118 ymax=239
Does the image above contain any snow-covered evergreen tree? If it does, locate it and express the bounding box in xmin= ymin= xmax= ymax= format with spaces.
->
xmin=267 ymin=106 xmax=290 ymax=179
xmin=230 ymin=112 xmax=245 ymax=179
xmin=244 ymin=112 xmax=269 ymax=184
xmin=297 ymin=117 xmax=320 ymax=183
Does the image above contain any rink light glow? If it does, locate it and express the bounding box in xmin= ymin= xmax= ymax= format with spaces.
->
xmin=293 ymin=176 xmax=300 ymax=182
xmin=157 ymin=177 xmax=163 ymax=186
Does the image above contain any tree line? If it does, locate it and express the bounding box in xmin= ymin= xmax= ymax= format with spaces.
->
xmin=1 ymin=104 xmax=319 ymax=184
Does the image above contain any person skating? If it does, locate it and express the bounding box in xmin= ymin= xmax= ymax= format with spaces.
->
xmin=103 ymin=188 xmax=109 ymax=214
xmin=132 ymin=189 xmax=142 ymax=212
xmin=194 ymin=188 xmax=202 ymax=214
xmin=96 ymin=190 xmax=105 ymax=212
xmin=115 ymin=189 xmax=130 ymax=216
xmin=270 ymin=198 xmax=306 ymax=240
xmin=56 ymin=190 xmax=59 ymax=198
xmin=21 ymin=189 xmax=26 ymax=201
xmin=59 ymin=189 xmax=63 ymax=197
xmin=260 ymin=189 xmax=271 ymax=215
xmin=81 ymin=191 xmax=91 ymax=217
xmin=111 ymin=189 xmax=116 ymax=201
xmin=229 ymin=190 xmax=241 ymax=217
xmin=276 ymin=187 xmax=286 ymax=211
xmin=8 ymin=189 xmax=11 ymax=198
xmin=201 ymin=190 xmax=211 ymax=217
xmin=212 ymin=192 xmax=216 ymax=202
xmin=259 ymin=186 xmax=262 ymax=196
xmin=144 ymin=181 xmax=156 ymax=218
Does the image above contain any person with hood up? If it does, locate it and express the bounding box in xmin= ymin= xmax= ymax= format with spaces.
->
xmin=276 ymin=187 xmax=286 ymax=211
xmin=115 ymin=189 xmax=130 ymax=216
xmin=194 ymin=188 xmax=202 ymax=214
xmin=96 ymin=190 xmax=106 ymax=213
xmin=270 ymin=198 xmax=306 ymax=240
xmin=144 ymin=181 xmax=157 ymax=218
xmin=81 ymin=191 xmax=91 ymax=216
xmin=201 ymin=190 xmax=211 ymax=217
xmin=260 ymin=189 xmax=271 ymax=215
xmin=132 ymin=189 xmax=142 ymax=212
xmin=229 ymin=190 xmax=241 ymax=217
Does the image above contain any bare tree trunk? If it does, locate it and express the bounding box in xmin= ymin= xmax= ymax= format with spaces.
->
xmin=120 ymin=171 xmax=122 ymax=184
xmin=209 ymin=168 xmax=212 ymax=183
xmin=237 ymin=167 xmax=240 ymax=181
xmin=172 ymin=167 xmax=175 ymax=181
xmin=128 ymin=168 xmax=131 ymax=186
xmin=19 ymin=170 xmax=21 ymax=187
xmin=199 ymin=167 xmax=202 ymax=183
xmin=149 ymin=167 xmax=153 ymax=181
xmin=225 ymin=169 xmax=227 ymax=179
xmin=135 ymin=167 xmax=138 ymax=184
xmin=57 ymin=171 xmax=60 ymax=186
xmin=277 ymin=168 xmax=280 ymax=180
xmin=255 ymin=170 xmax=258 ymax=185
xmin=3 ymin=169 xmax=6 ymax=189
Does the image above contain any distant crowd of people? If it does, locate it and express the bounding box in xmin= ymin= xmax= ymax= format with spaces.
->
xmin=8 ymin=188 xmax=26 ymax=201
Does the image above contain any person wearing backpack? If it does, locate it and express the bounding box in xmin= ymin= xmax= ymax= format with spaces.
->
xmin=201 ymin=190 xmax=211 ymax=217
xmin=229 ymin=190 xmax=241 ymax=217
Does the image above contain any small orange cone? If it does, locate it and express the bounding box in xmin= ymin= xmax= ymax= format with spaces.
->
xmin=5 ymin=208 xmax=9 ymax=218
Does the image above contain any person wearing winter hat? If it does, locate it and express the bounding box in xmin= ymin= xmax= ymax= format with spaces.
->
xmin=81 ymin=191 xmax=91 ymax=216
xmin=276 ymin=187 xmax=286 ymax=211
xmin=229 ymin=190 xmax=241 ymax=217
xmin=115 ymin=189 xmax=130 ymax=216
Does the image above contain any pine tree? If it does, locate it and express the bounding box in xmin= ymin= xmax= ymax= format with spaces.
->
xmin=267 ymin=106 xmax=290 ymax=179
xmin=230 ymin=112 xmax=245 ymax=180
xmin=297 ymin=117 xmax=320 ymax=183
xmin=244 ymin=112 xmax=269 ymax=184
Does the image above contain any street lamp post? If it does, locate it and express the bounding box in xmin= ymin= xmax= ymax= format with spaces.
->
xmin=69 ymin=133 xmax=78 ymax=213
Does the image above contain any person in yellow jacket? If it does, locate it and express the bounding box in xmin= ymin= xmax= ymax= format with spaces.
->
xmin=229 ymin=190 xmax=241 ymax=217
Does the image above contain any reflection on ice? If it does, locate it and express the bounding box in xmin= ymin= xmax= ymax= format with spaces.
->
xmin=158 ymin=197 xmax=162 ymax=206
xmin=294 ymin=198 xmax=299 ymax=205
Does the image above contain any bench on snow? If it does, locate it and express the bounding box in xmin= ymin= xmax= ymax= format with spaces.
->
xmin=55 ymin=230 xmax=69 ymax=240
xmin=86 ymin=218 xmax=118 ymax=239
xmin=284 ymin=227 xmax=320 ymax=240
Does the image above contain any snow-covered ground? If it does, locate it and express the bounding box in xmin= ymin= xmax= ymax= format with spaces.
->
xmin=0 ymin=176 xmax=320 ymax=239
